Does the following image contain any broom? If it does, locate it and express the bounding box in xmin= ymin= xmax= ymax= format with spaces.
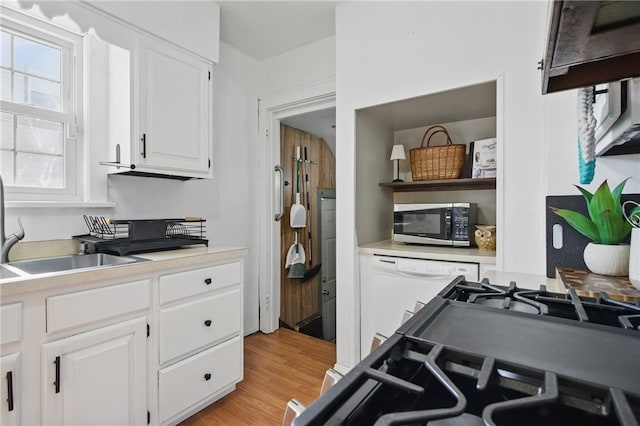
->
xmin=288 ymin=229 xmax=306 ymax=278
xmin=302 ymin=147 xmax=321 ymax=282
xmin=288 ymin=149 xmax=307 ymax=279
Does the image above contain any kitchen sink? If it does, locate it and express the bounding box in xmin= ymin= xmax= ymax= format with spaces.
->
xmin=6 ymin=253 xmax=148 ymax=275
xmin=0 ymin=264 xmax=19 ymax=279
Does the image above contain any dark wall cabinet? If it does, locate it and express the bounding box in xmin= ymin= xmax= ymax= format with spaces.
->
xmin=542 ymin=1 xmax=640 ymax=94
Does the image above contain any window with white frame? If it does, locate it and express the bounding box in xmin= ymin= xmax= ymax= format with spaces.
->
xmin=0 ymin=9 xmax=83 ymax=201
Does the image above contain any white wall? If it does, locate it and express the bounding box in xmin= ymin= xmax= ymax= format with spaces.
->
xmin=543 ymin=91 xmax=640 ymax=195
xmin=355 ymin=110 xmax=394 ymax=245
xmin=336 ymin=0 xmax=629 ymax=370
xmin=259 ymin=35 xmax=335 ymax=96
xmin=253 ymin=34 xmax=336 ymax=335
xmin=335 ymin=1 xmax=639 ymax=370
xmin=81 ymin=0 xmax=220 ymax=61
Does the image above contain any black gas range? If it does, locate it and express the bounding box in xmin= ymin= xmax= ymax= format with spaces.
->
xmin=294 ymin=277 xmax=640 ymax=425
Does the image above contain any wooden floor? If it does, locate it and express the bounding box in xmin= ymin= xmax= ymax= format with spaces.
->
xmin=179 ymin=328 xmax=336 ymax=425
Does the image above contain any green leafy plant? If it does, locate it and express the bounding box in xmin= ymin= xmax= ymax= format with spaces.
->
xmin=550 ymin=178 xmax=640 ymax=245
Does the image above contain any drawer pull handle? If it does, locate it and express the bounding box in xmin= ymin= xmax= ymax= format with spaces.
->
xmin=204 ymin=278 xmax=212 ymax=285
xmin=204 ymin=320 xmax=212 ymax=327
xmin=6 ymin=371 xmax=14 ymax=412
xmin=54 ymin=356 xmax=61 ymax=393
xmin=204 ymin=373 xmax=212 ymax=381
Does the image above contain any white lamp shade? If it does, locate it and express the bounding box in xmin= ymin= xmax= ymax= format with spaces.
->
xmin=390 ymin=144 xmax=406 ymax=160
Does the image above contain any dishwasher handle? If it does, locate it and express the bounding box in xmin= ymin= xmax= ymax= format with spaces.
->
xmin=373 ymin=255 xmax=478 ymax=280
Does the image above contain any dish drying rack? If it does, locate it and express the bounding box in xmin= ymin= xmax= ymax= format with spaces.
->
xmin=74 ymin=216 xmax=208 ymax=255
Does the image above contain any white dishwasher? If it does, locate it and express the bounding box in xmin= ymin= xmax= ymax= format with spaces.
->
xmin=360 ymin=254 xmax=479 ymax=358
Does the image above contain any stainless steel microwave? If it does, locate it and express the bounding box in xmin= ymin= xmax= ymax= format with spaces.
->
xmin=393 ymin=203 xmax=477 ymax=246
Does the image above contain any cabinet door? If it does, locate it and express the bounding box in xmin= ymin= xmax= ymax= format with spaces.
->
xmin=138 ymin=35 xmax=212 ymax=177
xmin=42 ymin=317 xmax=147 ymax=425
xmin=0 ymin=353 xmax=20 ymax=426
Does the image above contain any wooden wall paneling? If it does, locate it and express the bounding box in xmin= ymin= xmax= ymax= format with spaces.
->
xmin=280 ymin=125 xmax=336 ymax=331
xmin=280 ymin=125 xmax=298 ymax=327
xmin=319 ymin=141 xmax=336 ymax=189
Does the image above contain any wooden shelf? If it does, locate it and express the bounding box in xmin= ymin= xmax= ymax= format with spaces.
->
xmin=379 ymin=177 xmax=496 ymax=192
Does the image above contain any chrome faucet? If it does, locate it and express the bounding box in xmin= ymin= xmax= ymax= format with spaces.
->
xmin=0 ymin=175 xmax=25 ymax=263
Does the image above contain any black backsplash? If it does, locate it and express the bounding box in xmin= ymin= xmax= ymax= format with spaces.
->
xmin=545 ymin=193 xmax=640 ymax=278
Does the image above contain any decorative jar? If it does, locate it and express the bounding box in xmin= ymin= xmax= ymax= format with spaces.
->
xmin=474 ymin=225 xmax=496 ymax=251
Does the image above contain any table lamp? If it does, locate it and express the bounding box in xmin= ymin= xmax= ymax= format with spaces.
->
xmin=390 ymin=144 xmax=406 ymax=182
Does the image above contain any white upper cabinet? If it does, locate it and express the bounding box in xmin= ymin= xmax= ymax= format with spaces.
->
xmin=65 ymin=2 xmax=219 ymax=180
xmin=135 ymin=35 xmax=213 ymax=178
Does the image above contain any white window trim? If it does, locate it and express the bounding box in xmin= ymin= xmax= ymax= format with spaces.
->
xmin=1 ymin=5 xmax=85 ymax=203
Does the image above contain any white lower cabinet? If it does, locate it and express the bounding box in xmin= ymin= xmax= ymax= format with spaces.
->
xmin=154 ymin=259 xmax=243 ymax=425
xmin=1 ymin=302 xmax=22 ymax=425
xmin=42 ymin=317 xmax=148 ymax=425
xmin=0 ymin=250 xmax=245 ymax=425
xmin=0 ymin=303 xmax=22 ymax=346
xmin=0 ymin=352 xmax=20 ymax=425
xmin=158 ymin=336 xmax=242 ymax=422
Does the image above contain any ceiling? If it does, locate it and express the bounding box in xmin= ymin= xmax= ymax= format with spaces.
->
xmin=217 ymin=1 xmax=340 ymax=61
xmin=281 ymin=107 xmax=336 ymax=154
xmin=217 ymin=2 xmax=339 ymax=151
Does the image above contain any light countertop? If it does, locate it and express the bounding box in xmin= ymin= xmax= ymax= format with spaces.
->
xmin=360 ymin=240 xmax=496 ymax=264
xmin=0 ymin=246 xmax=248 ymax=297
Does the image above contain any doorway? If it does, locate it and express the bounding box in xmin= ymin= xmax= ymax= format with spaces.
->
xmin=257 ymin=79 xmax=336 ymax=339
xmin=277 ymin=121 xmax=336 ymax=341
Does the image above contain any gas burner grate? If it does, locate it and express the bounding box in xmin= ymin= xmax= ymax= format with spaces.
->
xmin=451 ymin=280 xmax=549 ymax=315
xmin=296 ymin=337 xmax=639 ymax=426
xmin=619 ymin=315 xmax=640 ymax=330
xmin=374 ymin=345 xmax=467 ymax=425
xmin=443 ymin=278 xmax=640 ymax=331
xmin=295 ymin=278 xmax=640 ymax=426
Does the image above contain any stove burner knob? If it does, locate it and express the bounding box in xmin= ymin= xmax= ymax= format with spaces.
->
xmin=204 ymin=320 xmax=212 ymax=327
xmin=204 ymin=278 xmax=212 ymax=285
xmin=204 ymin=373 xmax=212 ymax=381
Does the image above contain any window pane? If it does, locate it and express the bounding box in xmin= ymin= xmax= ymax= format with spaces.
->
xmin=1 ymin=31 xmax=9 ymax=68
xmin=14 ymin=35 xmax=60 ymax=81
xmin=1 ymin=68 xmax=10 ymax=102
xmin=13 ymin=72 xmax=61 ymax=111
xmin=15 ymin=152 xmax=63 ymax=188
xmin=16 ymin=115 xmax=63 ymax=155
xmin=1 ymin=112 xmax=14 ymax=149
xmin=0 ymin=150 xmax=15 ymax=185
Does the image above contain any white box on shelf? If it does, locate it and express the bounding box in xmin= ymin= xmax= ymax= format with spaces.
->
xmin=471 ymin=138 xmax=497 ymax=179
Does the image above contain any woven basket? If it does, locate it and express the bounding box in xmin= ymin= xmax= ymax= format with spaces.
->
xmin=410 ymin=125 xmax=466 ymax=181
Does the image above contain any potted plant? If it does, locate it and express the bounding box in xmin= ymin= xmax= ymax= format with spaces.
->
xmin=550 ymin=178 xmax=640 ymax=276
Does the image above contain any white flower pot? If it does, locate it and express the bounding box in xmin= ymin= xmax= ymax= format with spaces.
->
xmin=583 ymin=242 xmax=630 ymax=276
xmin=630 ymin=229 xmax=640 ymax=289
